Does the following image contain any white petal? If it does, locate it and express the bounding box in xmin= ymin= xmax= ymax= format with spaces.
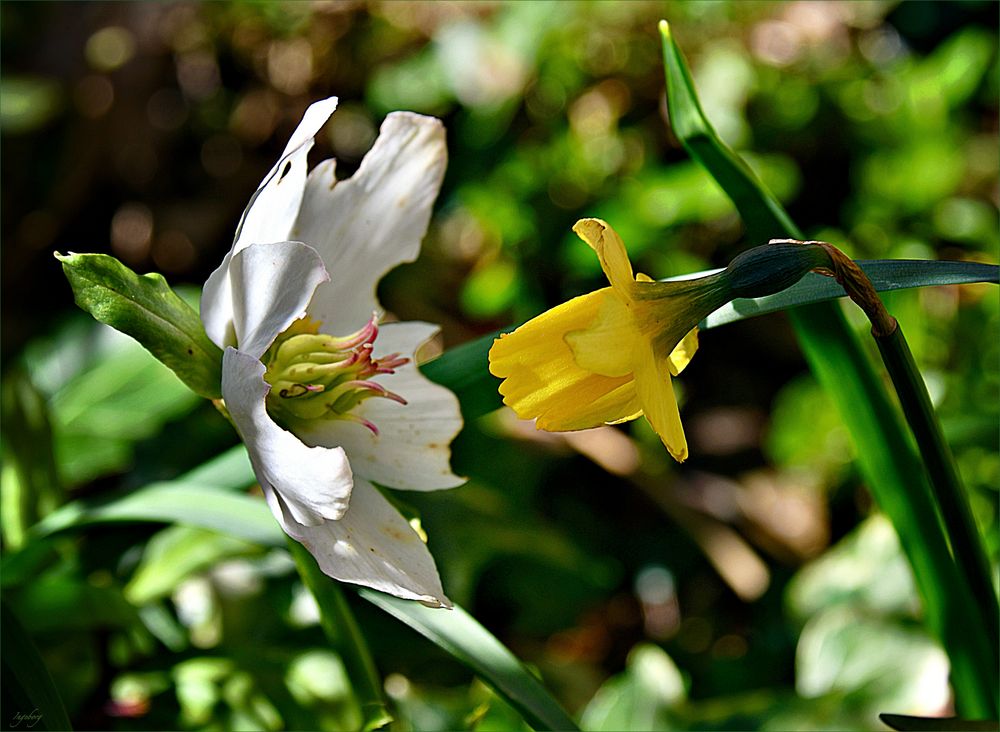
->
xmin=295 ymin=112 xmax=447 ymax=334
xmin=229 ymin=241 xmax=329 ymax=360
xmin=297 ymin=322 xmax=465 ymax=491
xmin=202 ymin=97 xmax=338 ymax=349
xmin=268 ymin=477 xmax=450 ymax=607
xmin=222 ymin=347 xmax=353 ymax=526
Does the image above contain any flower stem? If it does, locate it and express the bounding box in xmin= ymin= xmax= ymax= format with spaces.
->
xmin=874 ymin=325 xmax=999 ymax=651
xmin=811 ymin=243 xmax=999 ymax=709
xmin=287 ymin=538 xmax=393 ymax=731
xmin=812 ymin=243 xmax=998 ymax=649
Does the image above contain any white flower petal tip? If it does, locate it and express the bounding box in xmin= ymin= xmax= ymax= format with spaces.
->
xmin=280 ymin=97 xmax=339 ymax=159
xmin=417 ymin=595 xmax=454 ymax=610
xmin=222 ymin=348 xmax=354 ymax=526
xmin=271 ymin=478 xmax=451 ymax=607
xmin=202 ymin=98 xmax=339 ymax=350
xmin=294 ymin=113 xmax=448 ymax=334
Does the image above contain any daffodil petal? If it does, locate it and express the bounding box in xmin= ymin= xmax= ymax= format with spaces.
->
xmin=266 ymin=477 xmax=450 ymax=608
xmin=489 ymin=290 xmax=642 ymax=431
xmin=539 ymin=379 xmax=642 ymax=431
xmin=296 ymin=322 xmax=465 ymax=491
xmin=573 ymin=218 xmax=634 ymax=292
xmin=606 ymin=407 xmax=644 ymax=425
xmin=297 ymin=112 xmax=447 ymax=335
xmin=229 ymin=241 xmax=330 ymax=361
xmin=635 ymin=347 xmax=688 ymax=462
xmin=222 ymin=347 xmax=353 ymax=526
xmin=565 ymin=290 xmax=638 ymax=377
xmin=202 ymin=97 xmax=338 ymax=349
xmin=667 ymin=327 xmax=699 ymax=377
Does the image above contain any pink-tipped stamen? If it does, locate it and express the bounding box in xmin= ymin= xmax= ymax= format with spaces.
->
xmin=349 ymin=380 xmax=408 ymax=405
xmin=375 ymin=353 xmax=409 ymax=372
xmin=342 ymin=413 xmax=380 ymax=436
xmin=325 ymin=314 xmax=379 ymax=350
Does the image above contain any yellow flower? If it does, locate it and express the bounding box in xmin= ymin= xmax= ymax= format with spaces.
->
xmin=489 ymin=218 xmax=732 ymax=462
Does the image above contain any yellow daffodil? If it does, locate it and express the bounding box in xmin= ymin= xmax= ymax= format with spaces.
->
xmin=489 ymin=218 xmax=733 ymax=461
xmin=489 ymin=219 xmax=833 ymax=462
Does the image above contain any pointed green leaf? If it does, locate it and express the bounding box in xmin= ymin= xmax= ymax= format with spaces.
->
xmin=57 ymin=252 xmax=222 ymax=399
xmin=28 ymin=482 xmax=282 ymax=547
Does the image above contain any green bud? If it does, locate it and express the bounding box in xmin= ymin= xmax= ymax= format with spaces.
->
xmin=723 ymin=241 xmax=830 ymax=300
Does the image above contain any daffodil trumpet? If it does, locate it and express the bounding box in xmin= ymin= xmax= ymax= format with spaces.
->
xmin=488 ymin=218 xmax=829 ymax=462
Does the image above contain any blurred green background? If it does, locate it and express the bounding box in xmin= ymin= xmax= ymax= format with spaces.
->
xmin=1 ymin=1 xmax=997 ymax=730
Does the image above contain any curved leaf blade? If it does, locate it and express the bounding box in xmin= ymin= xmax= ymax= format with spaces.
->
xmin=702 ymin=259 xmax=998 ymax=329
xmin=28 ymin=483 xmax=282 ymax=547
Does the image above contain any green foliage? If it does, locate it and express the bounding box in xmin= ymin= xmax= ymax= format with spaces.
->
xmin=0 ymin=75 xmax=62 ymax=134
xmin=57 ymin=253 xmax=223 ymax=400
xmin=580 ymin=644 xmax=686 ymax=731
xmin=288 ymin=541 xmax=392 ymax=732
xmin=1 ymin=601 xmax=74 ymax=731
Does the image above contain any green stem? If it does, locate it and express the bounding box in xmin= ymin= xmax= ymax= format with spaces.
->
xmin=794 ymin=306 xmax=999 ymax=717
xmin=875 ymin=325 xmax=1000 ymax=652
xmin=287 ymin=538 xmax=392 ymax=731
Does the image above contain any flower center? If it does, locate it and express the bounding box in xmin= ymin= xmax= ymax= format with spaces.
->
xmin=262 ymin=315 xmax=408 ymax=435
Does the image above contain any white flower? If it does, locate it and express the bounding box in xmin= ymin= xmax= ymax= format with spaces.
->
xmin=200 ymin=97 xmax=464 ymax=608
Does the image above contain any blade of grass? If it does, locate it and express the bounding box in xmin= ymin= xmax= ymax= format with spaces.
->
xmin=26 ymin=483 xmax=284 ymax=547
xmin=359 ymin=588 xmax=578 ymax=731
xmin=660 ymin=20 xmax=997 ymax=717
